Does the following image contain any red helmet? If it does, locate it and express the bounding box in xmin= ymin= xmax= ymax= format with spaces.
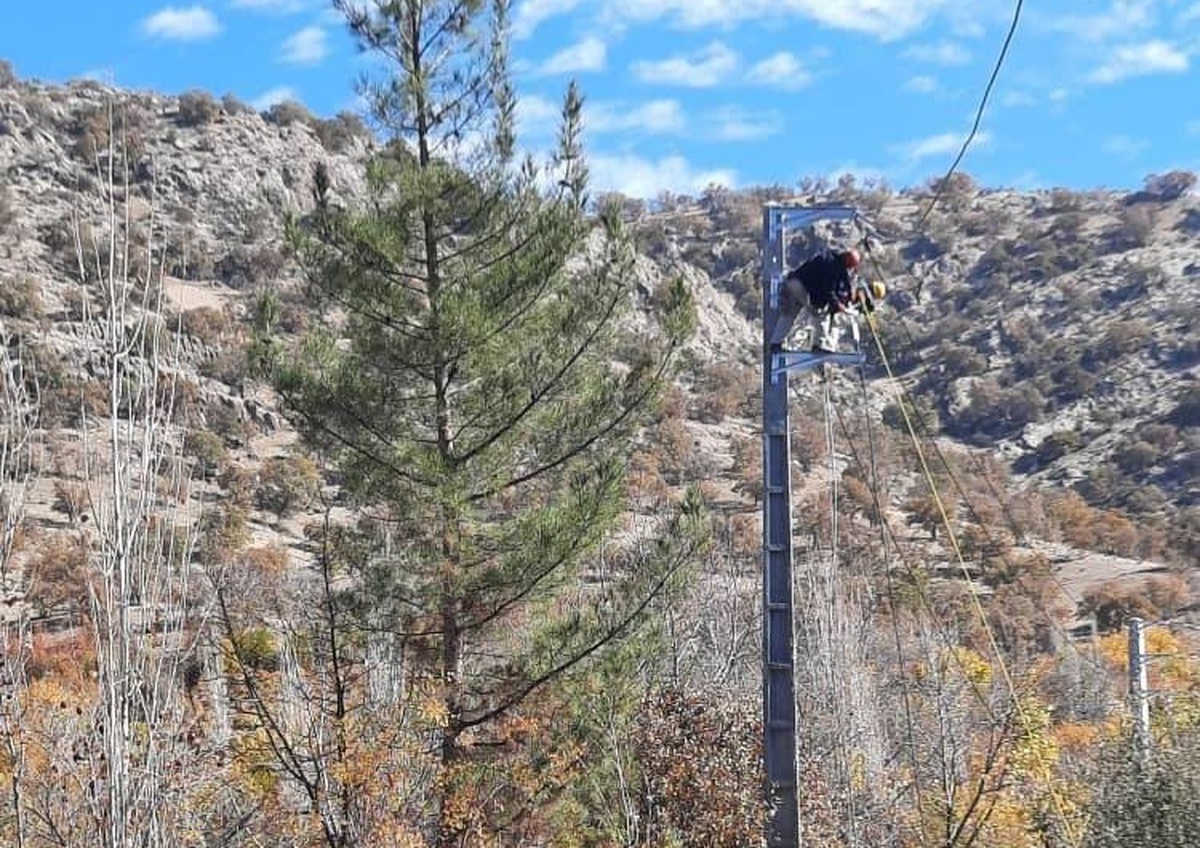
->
xmin=843 ymin=248 xmax=861 ymax=270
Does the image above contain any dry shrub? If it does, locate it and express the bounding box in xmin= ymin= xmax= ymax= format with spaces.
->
xmin=154 ymin=457 xmax=192 ymax=505
xmin=728 ymin=433 xmax=762 ymax=503
xmin=25 ymin=629 xmax=96 ymax=682
xmin=265 ymin=99 xmax=313 ymax=127
xmin=204 ymin=398 xmax=255 ymax=446
xmin=839 ymin=468 xmax=878 ymax=523
xmin=239 ymin=544 xmax=288 ymax=580
xmin=789 ymin=413 xmax=826 ymax=473
xmin=220 ymin=92 xmax=252 ymax=115
xmin=1144 ymin=574 xmax=1191 ymax=620
xmin=1047 ymin=491 xmax=1139 ymax=556
xmin=649 ymin=416 xmax=698 ymax=485
xmin=658 ymin=384 xmax=686 ymax=420
xmin=179 ymin=305 xmax=230 ymax=345
xmin=51 ymin=480 xmax=90 ymax=526
xmin=214 ymin=244 xmax=285 ymax=288
xmin=176 ymin=90 xmax=220 ymax=127
xmin=183 ymin=429 xmax=227 ymax=479
xmin=199 ymin=343 xmax=251 ymax=386
xmin=630 ymin=688 xmax=765 ymax=847
xmin=196 ymin=505 xmax=250 ymax=567
xmin=26 ymin=533 xmax=91 ymax=618
xmin=71 ymin=102 xmax=149 ymax=166
xmin=692 ymin=362 xmax=754 ymax=424
xmin=217 ymin=463 xmax=257 ymax=507
xmin=40 ymin=373 xmax=110 ymax=429
xmin=627 ymin=449 xmax=673 ymax=508
xmin=312 ymin=111 xmax=371 ymax=152
xmin=158 ymin=373 xmax=203 ymax=426
xmin=256 ymin=455 xmax=322 ymax=518
xmin=1111 ymin=205 xmax=1154 ymax=249
xmin=1081 ymin=581 xmax=1157 ymax=633
xmin=0 ymin=276 xmax=43 ymax=320
xmin=697 ymin=478 xmax=725 ymax=504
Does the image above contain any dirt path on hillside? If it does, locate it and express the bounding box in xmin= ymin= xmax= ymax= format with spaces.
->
xmin=162 ymin=276 xmax=232 ymax=312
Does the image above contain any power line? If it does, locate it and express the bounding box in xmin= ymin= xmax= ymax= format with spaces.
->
xmin=915 ymin=0 xmax=1025 ymax=232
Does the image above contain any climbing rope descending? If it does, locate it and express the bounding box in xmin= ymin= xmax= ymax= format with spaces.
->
xmin=824 ymin=377 xmax=840 ymax=568
xmin=852 ymin=367 xmax=929 ymax=842
xmin=859 ymin=310 xmax=1084 ymax=848
xmin=859 ymin=240 xmax=1101 ymax=668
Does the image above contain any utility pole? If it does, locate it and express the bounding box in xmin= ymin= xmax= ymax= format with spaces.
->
xmin=1127 ymin=616 xmax=1150 ymax=760
xmin=760 ymin=204 xmax=864 ymax=847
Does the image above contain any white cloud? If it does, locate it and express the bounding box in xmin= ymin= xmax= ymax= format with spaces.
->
xmin=1180 ymin=3 xmax=1200 ymax=24
xmin=631 ymin=42 xmax=738 ymax=87
xmin=539 ymin=36 xmax=606 ymax=74
xmin=904 ymin=75 xmax=938 ymax=94
xmin=512 ymin=0 xmax=583 ymax=38
xmin=1103 ymin=134 xmax=1149 ymax=159
xmin=903 ymin=40 xmax=971 ymax=65
xmin=141 ymin=6 xmax=221 ymax=40
xmin=586 ymin=99 xmax=686 ymax=134
xmin=604 ymin=0 xmax=950 ymax=40
xmin=280 ymin=25 xmax=327 ymax=64
xmin=589 ymin=152 xmax=736 ymax=198
xmin=252 ymin=86 xmax=298 ymax=110
xmin=746 ymin=52 xmax=811 ymax=90
xmin=231 ymin=0 xmax=310 ymax=12
xmin=1089 ymin=40 xmax=1189 ymax=83
xmin=1000 ymin=89 xmax=1035 ymax=107
xmin=705 ymin=107 xmax=782 ymax=141
xmin=1046 ymin=0 xmax=1156 ymax=43
xmin=898 ymin=130 xmax=991 ymax=162
xmin=515 ymin=94 xmax=562 ymax=138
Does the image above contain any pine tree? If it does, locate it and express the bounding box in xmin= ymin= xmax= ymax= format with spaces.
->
xmin=255 ymin=0 xmax=702 ymax=841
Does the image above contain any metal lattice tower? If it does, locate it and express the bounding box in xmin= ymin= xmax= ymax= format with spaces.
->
xmin=760 ymin=203 xmax=863 ymax=848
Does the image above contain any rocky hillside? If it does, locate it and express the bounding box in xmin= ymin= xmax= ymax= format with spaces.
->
xmin=633 ymin=176 xmax=1200 ymax=558
xmin=1 ymin=71 xmax=1197 ymax=632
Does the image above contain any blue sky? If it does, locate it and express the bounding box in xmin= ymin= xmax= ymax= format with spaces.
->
xmin=2 ymin=0 xmax=1198 ymax=198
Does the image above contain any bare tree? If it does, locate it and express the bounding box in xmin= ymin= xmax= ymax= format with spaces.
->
xmin=209 ymin=503 xmax=434 ymax=847
xmin=0 ymin=325 xmax=40 ymax=848
xmin=69 ymin=97 xmax=202 ymax=848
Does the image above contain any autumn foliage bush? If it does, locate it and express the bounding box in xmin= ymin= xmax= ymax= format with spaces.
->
xmin=179 ymin=305 xmax=230 ymax=345
xmin=255 ymin=455 xmax=322 ymax=518
xmin=176 ymin=90 xmax=221 ymax=127
xmin=629 ymin=688 xmax=765 ymax=847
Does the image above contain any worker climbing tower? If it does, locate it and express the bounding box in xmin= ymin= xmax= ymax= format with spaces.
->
xmin=760 ymin=203 xmax=865 ymax=847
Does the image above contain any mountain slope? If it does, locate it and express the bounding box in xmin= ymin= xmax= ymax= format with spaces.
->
xmin=1 ymin=74 xmax=1197 ymax=631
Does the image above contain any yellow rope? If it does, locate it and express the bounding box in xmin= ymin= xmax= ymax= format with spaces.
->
xmin=862 ymin=310 xmax=1083 ymax=848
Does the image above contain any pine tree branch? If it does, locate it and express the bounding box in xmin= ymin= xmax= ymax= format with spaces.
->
xmin=454 ymin=283 xmax=623 ymax=466
xmin=278 ymin=386 xmax=438 ymax=489
xmin=468 ymin=349 xmax=675 ymax=501
xmin=458 ymin=524 xmax=585 ymax=634
xmin=457 ymin=534 xmax=699 ymax=731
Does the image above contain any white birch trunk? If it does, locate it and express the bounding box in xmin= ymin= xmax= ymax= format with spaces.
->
xmin=0 ymin=329 xmax=39 ymax=848
xmin=77 ymin=99 xmax=200 ymax=848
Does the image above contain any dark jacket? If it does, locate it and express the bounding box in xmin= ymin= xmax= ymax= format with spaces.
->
xmin=787 ymin=251 xmax=853 ymax=312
